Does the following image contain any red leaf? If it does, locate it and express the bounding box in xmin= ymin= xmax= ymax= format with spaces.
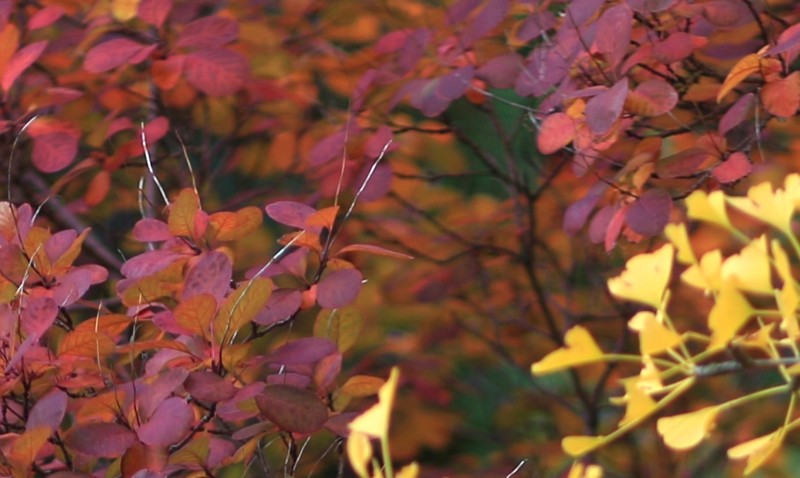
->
xmin=719 ymin=93 xmax=755 ymax=136
xmin=175 ymin=15 xmax=238 ymax=49
xmin=184 ymin=371 xmax=237 ymax=403
xmin=268 ymin=337 xmax=338 ymax=366
xmin=255 ymin=385 xmax=328 ymax=434
xmin=712 ymin=151 xmax=752 ymax=184
xmin=137 ymin=397 xmax=194 ymax=446
xmin=182 ymin=251 xmax=232 ymax=303
xmin=265 ymin=201 xmax=317 ymax=229
xmin=254 ymin=289 xmax=302 ymax=326
xmin=355 ymin=162 xmax=393 ymax=202
xmin=138 ymin=0 xmax=172 ymax=28
xmin=314 ymin=352 xmax=342 ymax=392
xmin=605 ymin=205 xmax=628 ymax=251
xmin=134 ymin=368 xmax=189 ymax=420
xmin=84 ymin=38 xmax=152 ymax=73
xmin=52 ymin=268 xmax=93 ymax=305
xmin=585 ymin=78 xmax=628 ymax=135
xmin=2 ymin=40 xmax=47 ymax=94
xmin=626 ymin=79 xmax=678 ymax=117
xmin=27 ymin=389 xmax=67 ymax=430
xmin=653 ymin=32 xmax=694 ymax=63
xmin=656 ymin=148 xmax=711 ymax=179
xmin=537 ymin=113 xmax=575 ymax=154
xmin=595 ymin=4 xmax=632 ymax=69
xmin=28 ymin=6 xmax=64 ymax=30
xmin=626 ymin=189 xmax=672 ymax=236
xmin=27 ymin=121 xmax=79 ymax=173
xmin=132 ymin=219 xmax=172 ymax=242
xmin=317 ymin=268 xmax=363 ymax=308
xmin=184 ymin=49 xmax=248 ymax=96
xmin=64 ymin=423 xmax=136 ymax=458
xmin=761 ymin=72 xmax=800 ymax=118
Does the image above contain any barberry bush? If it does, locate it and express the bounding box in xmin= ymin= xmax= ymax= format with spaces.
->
xmin=2 ymin=0 xmax=800 ymax=476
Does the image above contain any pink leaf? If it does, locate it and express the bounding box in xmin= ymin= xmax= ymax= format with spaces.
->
xmin=28 ymin=6 xmax=64 ymax=30
xmin=308 ymin=130 xmax=347 ymax=166
xmin=712 ymin=151 xmax=752 ymax=184
xmin=267 ymin=337 xmax=338 ymax=366
xmin=182 ymin=251 xmax=232 ymax=303
xmin=626 ymin=0 xmax=675 ymax=12
xmin=28 ymin=122 xmax=79 ymax=173
xmin=537 ymin=113 xmax=575 ymax=154
xmin=719 ymin=93 xmax=755 ymax=135
xmin=185 ymin=371 xmax=237 ymax=403
xmin=184 ymin=49 xmax=248 ymax=96
xmin=336 ymin=244 xmax=414 ymax=260
xmin=460 ymin=0 xmax=509 ymax=47
xmin=138 ymin=0 xmax=172 ymax=28
xmin=627 ymin=79 xmax=678 ymax=116
xmin=84 ymin=38 xmax=152 ymax=73
xmin=653 ymin=32 xmax=694 ymax=63
xmin=28 ymin=389 xmax=67 ymax=431
xmin=2 ymin=40 xmax=47 ymax=94
xmin=175 ymin=15 xmax=238 ymax=49
xmin=585 ymin=78 xmax=628 ymax=135
xmin=218 ymin=383 xmax=266 ymax=422
xmin=267 ymin=373 xmax=311 ymax=388
xmin=21 ymin=297 xmax=57 ymax=338
xmin=595 ymin=4 xmax=632 ymax=69
xmin=44 ymin=229 xmax=77 ymax=263
xmin=656 ymin=148 xmax=710 ymax=179
xmin=52 ymin=268 xmax=93 ymax=305
xmin=626 ymin=189 xmax=672 ymax=236
xmin=447 ymin=0 xmax=482 ymax=24
xmin=137 ymin=397 xmax=194 ymax=446
xmin=355 ymin=163 xmax=393 ymax=202
xmin=255 ymin=385 xmax=328 ymax=434
xmin=265 ymin=201 xmax=317 ymax=229
xmin=516 ymin=11 xmax=557 ymax=42
xmin=254 ymin=289 xmax=302 ymax=326
xmin=132 ymin=219 xmax=173 ymax=242
xmin=589 ymin=205 xmax=617 ymax=244
xmin=64 ymin=423 xmax=136 ymax=458
xmin=567 ymin=0 xmax=605 ymax=25
xmin=313 ymin=352 xmax=342 ymax=392
xmin=120 ymin=249 xmax=182 ymax=279
xmin=605 ymin=205 xmax=628 ymax=251
xmin=134 ymin=368 xmax=189 ymax=420
xmin=769 ymin=23 xmax=800 ymax=64
xmin=317 ymin=269 xmax=363 ymax=308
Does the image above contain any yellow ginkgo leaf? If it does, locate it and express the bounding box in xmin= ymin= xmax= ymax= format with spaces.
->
xmin=657 ymin=406 xmax=719 ymax=450
xmin=681 ymin=249 xmax=723 ymax=293
xmin=771 ymin=239 xmax=793 ymax=286
xmin=727 ymin=174 xmax=800 ymax=235
xmin=628 ymin=311 xmax=684 ymax=355
xmin=562 ymin=435 xmax=606 ymax=457
xmin=396 ymin=462 xmax=420 ymax=478
xmin=567 ymin=462 xmax=604 ymax=478
xmin=616 ymin=377 xmax=659 ymax=427
xmin=664 ymin=223 xmax=696 ymax=264
xmin=720 ymin=235 xmax=772 ymax=294
xmin=686 ymin=190 xmax=733 ymax=231
xmin=346 ymin=431 xmax=372 ymax=478
xmin=727 ymin=429 xmax=784 ymax=475
xmin=607 ymin=244 xmax=674 ymax=308
xmin=777 ymin=283 xmax=800 ymax=339
xmin=349 ymin=367 xmax=399 ymax=439
xmin=708 ymin=284 xmax=754 ymax=350
xmin=531 ymin=326 xmax=604 ymax=375
xmin=717 ymin=53 xmax=781 ymax=102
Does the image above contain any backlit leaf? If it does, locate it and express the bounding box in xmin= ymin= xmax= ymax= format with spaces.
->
xmin=168 ymin=188 xmax=200 ymax=237
xmin=607 ymin=244 xmax=674 ymax=308
xmin=208 ymin=207 xmax=262 ymax=242
xmin=708 ymin=284 xmax=754 ymax=350
xmin=726 ymin=174 xmax=800 ymax=234
xmin=214 ymin=277 xmax=272 ymax=342
xmin=531 ymin=326 xmax=604 ymax=375
xmin=562 ymin=435 xmax=606 ymax=457
xmin=657 ymin=406 xmax=719 ymax=450
xmin=686 ymin=190 xmax=733 ymax=231
xmin=728 ymin=429 xmax=784 ymax=475
xmin=537 ymin=112 xmax=575 ymax=154
xmin=314 ymin=307 xmax=363 ymax=352
xmin=617 ymin=378 xmax=658 ymax=427
xmin=681 ymin=249 xmax=723 ymax=292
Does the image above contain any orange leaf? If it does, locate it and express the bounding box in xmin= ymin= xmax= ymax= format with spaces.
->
xmin=9 ymin=426 xmax=50 ymax=473
xmin=306 ymin=205 xmax=339 ymax=230
xmin=339 ymin=375 xmax=386 ymax=397
xmin=208 ymin=206 xmax=263 ymax=242
xmin=85 ymin=170 xmax=111 ymax=206
xmin=537 ymin=112 xmax=575 ymax=154
xmin=717 ymin=53 xmax=781 ymax=102
xmin=175 ymin=293 xmax=217 ymax=339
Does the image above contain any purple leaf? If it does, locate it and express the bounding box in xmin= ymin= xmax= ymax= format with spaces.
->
xmin=567 ymin=0 xmax=605 ymax=25
xmin=265 ymin=201 xmax=317 ymax=229
xmin=254 ymin=289 xmax=302 ymax=326
xmin=719 ymin=93 xmax=755 ymax=136
xmin=64 ymin=422 xmax=136 ymax=457
xmin=656 ymin=148 xmax=711 ymax=179
xmin=185 ymin=371 xmax=237 ymax=403
xmin=563 ymin=183 xmax=607 ymax=235
xmin=447 ymin=0 xmax=482 ymax=24
xmin=137 ymin=397 xmax=194 ymax=446
xmin=267 ymin=337 xmax=338 ymax=366
xmin=217 ymin=382 xmax=265 ymax=422
xmin=595 ymin=4 xmax=632 ymax=69
xmin=585 ymin=78 xmax=628 ymax=135
xmin=267 ymin=373 xmax=312 ymax=388
xmin=120 ymin=249 xmax=182 ymax=279
xmin=28 ymin=389 xmax=67 ymax=430
xmin=52 ymin=268 xmax=93 ymax=305
xmin=589 ymin=205 xmax=618 ymax=244
xmin=256 ymin=385 xmax=328 ymax=434
xmin=653 ymin=32 xmax=694 ymax=63
xmin=182 ymin=251 xmax=232 ymax=303
xmin=476 ymin=53 xmax=523 ymax=89
xmin=317 ymin=269 xmax=363 ymax=308
xmin=460 ymin=0 xmax=509 ymax=47
xmin=769 ymin=23 xmax=800 ymax=62
xmin=132 ymin=219 xmax=173 ymax=242
xmin=516 ymin=11 xmax=557 ymax=42
xmin=626 ymin=189 xmax=672 ymax=236
xmin=308 ymin=130 xmax=347 ymax=166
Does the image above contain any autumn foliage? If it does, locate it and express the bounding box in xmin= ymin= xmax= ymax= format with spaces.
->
xmin=2 ymin=0 xmax=800 ymax=476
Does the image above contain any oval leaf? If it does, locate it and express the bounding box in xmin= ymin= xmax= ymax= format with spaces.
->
xmin=64 ymin=422 xmax=136 ymax=457
xmin=317 ymin=269 xmax=363 ymax=309
xmin=184 ymin=49 xmax=248 ymax=96
xmin=256 ymin=385 xmax=328 ymax=434
xmin=626 ymin=188 xmax=672 ymax=236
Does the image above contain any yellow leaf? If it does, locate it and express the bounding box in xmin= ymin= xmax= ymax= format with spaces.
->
xmin=657 ymin=406 xmax=719 ymax=450
xmin=607 ymin=244 xmax=674 ymax=308
xmin=214 ymin=278 xmax=272 ymax=343
xmin=686 ymin=190 xmax=733 ymax=231
xmin=720 ymin=235 xmax=772 ymax=294
xmin=708 ymin=284 xmax=754 ymax=350
xmin=728 ymin=429 xmax=784 ymax=475
xmin=111 ymin=0 xmax=140 ymax=21
xmin=175 ymin=293 xmax=218 ymax=339
xmin=777 ymin=283 xmax=800 ymax=339
xmin=726 ymin=174 xmax=800 ymax=235
xmin=208 ymin=207 xmax=263 ymax=242
xmin=562 ymin=435 xmax=606 ymax=457
xmin=396 ymin=462 xmax=420 ymax=478
xmin=531 ymin=326 xmax=604 ymax=375
xmin=9 ymin=426 xmax=50 ymax=472
xmin=314 ymin=307 xmax=363 ymax=352
xmin=349 ymin=367 xmax=399 ymax=439
xmin=169 ymin=188 xmax=201 ymax=238
xmin=717 ymin=53 xmax=781 ymax=102
xmin=567 ymin=463 xmax=603 ymax=478
xmin=771 ymin=239 xmax=793 ymax=286
xmin=346 ymin=431 xmax=372 ymax=478
xmin=628 ymin=311 xmax=683 ymax=355
xmin=307 ymin=205 xmax=339 ymax=230
xmin=681 ymin=249 xmax=723 ymax=293
xmin=664 ymin=223 xmax=695 ymax=264
xmin=616 ymin=378 xmax=658 ymax=427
